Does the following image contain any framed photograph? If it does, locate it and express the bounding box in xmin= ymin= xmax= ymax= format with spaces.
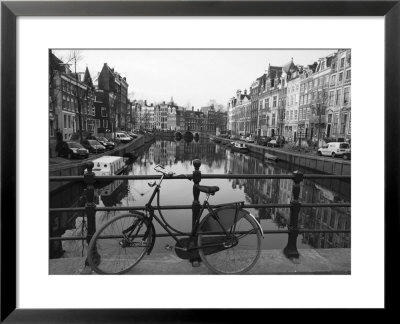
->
xmin=2 ymin=0 xmax=398 ymax=321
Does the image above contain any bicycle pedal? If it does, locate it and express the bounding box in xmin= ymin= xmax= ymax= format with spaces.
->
xmin=165 ymin=244 xmax=173 ymax=251
xmin=191 ymin=261 xmax=201 ymax=267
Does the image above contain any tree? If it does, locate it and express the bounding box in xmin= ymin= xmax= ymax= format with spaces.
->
xmin=67 ymin=50 xmax=85 ymax=143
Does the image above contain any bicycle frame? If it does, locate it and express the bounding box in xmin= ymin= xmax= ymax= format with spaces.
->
xmin=141 ymin=169 xmax=242 ymax=252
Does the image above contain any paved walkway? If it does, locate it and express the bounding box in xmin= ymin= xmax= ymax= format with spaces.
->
xmin=49 ymin=248 xmax=350 ymax=275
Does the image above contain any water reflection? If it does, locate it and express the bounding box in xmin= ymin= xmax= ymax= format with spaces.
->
xmin=50 ymin=138 xmax=350 ymax=258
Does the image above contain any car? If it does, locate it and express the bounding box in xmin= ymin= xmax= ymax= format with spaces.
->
xmin=95 ymin=136 xmax=115 ymax=150
xmin=230 ymin=135 xmax=239 ymax=140
xmin=82 ymin=139 xmax=106 ymax=154
xmin=240 ymin=135 xmax=246 ymax=141
xmin=256 ymin=136 xmax=271 ymax=146
xmin=317 ymin=142 xmax=350 ymax=158
xmin=126 ymin=131 xmax=138 ymax=139
xmin=56 ymin=141 xmax=89 ymax=159
xmin=267 ymin=140 xmax=280 ymax=147
xmin=245 ymin=136 xmax=255 ymax=143
xmin=110 ymin=132 xmax=132 ymax=144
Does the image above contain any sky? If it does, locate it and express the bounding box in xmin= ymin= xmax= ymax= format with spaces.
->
xmin=53 ymin=49 xmax=337 ymax=109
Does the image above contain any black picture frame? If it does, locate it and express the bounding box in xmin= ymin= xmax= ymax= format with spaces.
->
xmin=1 ymin=0 xmax=399 ymax=321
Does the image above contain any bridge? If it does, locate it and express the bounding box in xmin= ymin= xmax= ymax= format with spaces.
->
xmin=49 ymin=159 xmax=351 ymax=274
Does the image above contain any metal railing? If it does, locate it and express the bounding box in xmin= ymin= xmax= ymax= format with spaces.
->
xmin=49 ymin=159 xmax=350 ymax=259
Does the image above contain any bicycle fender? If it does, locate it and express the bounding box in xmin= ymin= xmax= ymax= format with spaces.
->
xmin=248 ymin=212 xmax=264 ymax=238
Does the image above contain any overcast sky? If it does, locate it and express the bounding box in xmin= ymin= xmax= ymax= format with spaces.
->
xmin=53 ymin=49 xmax=336 ymax=109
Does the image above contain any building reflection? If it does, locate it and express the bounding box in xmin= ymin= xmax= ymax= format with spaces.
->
xmin=50 ymin=138 xmax=351 ymax=258
xmin=224 ymin=149 xmax=350 ymax=248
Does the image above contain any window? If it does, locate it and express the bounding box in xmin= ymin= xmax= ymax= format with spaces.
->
xmin=321 ymin=62 xmax=325 ymax=70
xmin=314 ymin=79 xmax=318 ymax=87
xmin=308 ymin=81 xmax=312 ymax=89
xmin=344 ymin=87 xmax=350 ymax=104
xmin=92 ymin=106 xmax=95 ymax=116
xmin=68 ymin=115 xmax=71 ymax=128
xmin=273 ymin=96 xmax=277 ymax=107
xmin=325 ymin=75 xmax=329 ymax=85
xmin=101 ymin=107 xmax=107 ymax=117
xmin=340 ymin=57 xmax=345 ymax=68
xmin=265 ymin=98 xmax=269 ymax=110
xmin=329 ymin=91 xmax=335 ymax=106
xmin=339 ymin=72 xmax=343 ymax=82
xmin=96 ymin=119 xmax=100 ymax=128
xmin=294 ymin=110 xmax=298 ymax=120
xmin=64 ymin=115 xmax=67 ymax=128
xmin=335 ymin=89 xmax=342 ymax=105
xmin=290 ymin=110 xmax=293 ymax=121
xmin=330 ymin=75 xmax=336 ymax=85
xmin=341 ymin=114 xmax=348 ymax=135
xmin=346 ymin=69 xmax=351 ymax=80
xmin=103 ymin=119 xmax=108 ymax=128
xmin=259 ymin=100 xmax=263 ymax=110
xmin=272 ymin=113 xmax=276 ymax=126
xmin=300 ymin=95 xmax=304 ymax=105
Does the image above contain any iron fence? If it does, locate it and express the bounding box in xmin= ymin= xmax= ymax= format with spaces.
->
xmin=49 ymin=159 xmax=350 ymax=259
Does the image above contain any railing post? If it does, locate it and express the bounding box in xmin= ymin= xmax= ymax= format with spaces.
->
xmin=191 ymin=159 xmax=202 ymax=265
xmin=283 ymin=170 xmax=303 ymax=259
xmin=83 ymin=161 xmax=99 ymax=269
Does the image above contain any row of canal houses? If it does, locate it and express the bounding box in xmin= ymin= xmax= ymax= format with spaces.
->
xmin=49 ymin=51 xmax=132 ymax=157
xmin=227 ymin=49 xmax=351 ymax=143
xmin=49 ymin=50 xmax=227 ymax=157
xmin=131 ymin=100 xmax=227 ymax=134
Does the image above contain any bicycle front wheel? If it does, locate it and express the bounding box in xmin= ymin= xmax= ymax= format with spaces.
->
xmin=198 ymin=209 xmax=261 ymax=274
xmin=88 ymin=213 xmax=152 ymax=274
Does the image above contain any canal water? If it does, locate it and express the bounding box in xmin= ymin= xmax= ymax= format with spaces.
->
xmin=50 ymin=137 xmax=351 ymax=259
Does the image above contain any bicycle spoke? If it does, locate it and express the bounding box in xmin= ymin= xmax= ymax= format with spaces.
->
xmin=199 ymin=211 xmax=261 ymax=274
xmin=88 ymin=214 xmax=151 ymax=274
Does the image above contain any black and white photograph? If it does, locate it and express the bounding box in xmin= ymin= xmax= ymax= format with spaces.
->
xmin=49 ymin=49 xmax=351 ymax=275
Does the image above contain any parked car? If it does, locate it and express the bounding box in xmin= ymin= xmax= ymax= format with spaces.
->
xmin=82 ymin=139 xmax=106 ymax=154
xmin=256 ymin=136 xmax=271 ymax=146
xmin=126 ymin=131 xmax=138 ymax=139
xmin=230 ymin=135 xmax=239 ymax=140
xmin=317 ymin=142 xmax=350 ymax=158
xmin=267 ymin=140 xmax=280 ymax=147
xmin=267 ymin=136 xmax=285 ymax=147
xmin=245 ymin=136 xmax=255 ymax=143
xmin=110 ymin=132 xmax=132 ymax=144
xmin=57 ymin=141 xmax=89 ymax=159
xmin=95 ymin=136 xmax=115 ymax=150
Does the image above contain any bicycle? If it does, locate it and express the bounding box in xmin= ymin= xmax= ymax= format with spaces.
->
xmin=88 ymin=164 xmax=264 ymax=274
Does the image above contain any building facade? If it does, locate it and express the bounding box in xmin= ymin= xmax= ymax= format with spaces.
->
xmin=325 ymin=49 xmax=351 ymax=141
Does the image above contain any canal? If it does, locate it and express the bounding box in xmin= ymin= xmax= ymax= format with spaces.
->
xmin=50 ymin=137 xmax=351 ymax=259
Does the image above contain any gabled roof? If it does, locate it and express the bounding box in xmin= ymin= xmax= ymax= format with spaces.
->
xmin=83 ymin=66 xmax=94 ymax=89
xmin=282 ymin=60 xmax=298 ymax=74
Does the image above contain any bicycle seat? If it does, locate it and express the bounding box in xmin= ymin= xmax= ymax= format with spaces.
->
xmin=196 ymin=185 xmax=220 ymax=195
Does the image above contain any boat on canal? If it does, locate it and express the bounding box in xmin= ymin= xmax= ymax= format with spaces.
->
xmin=84 ymin=156 xmax=131 ymax=188
xmin=89 ymin=156 xmax=127 ymax=176
xmin=230 ymin=141 xmax=249 ymax=153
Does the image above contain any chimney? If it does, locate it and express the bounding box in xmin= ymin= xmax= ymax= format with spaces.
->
xmin=192 ymin=106 xmax=194 ymax=111
xmin=144 ymin=100 xmax=147 ymax=106
xmin=244 ymin=89 xmax=247 ymax=95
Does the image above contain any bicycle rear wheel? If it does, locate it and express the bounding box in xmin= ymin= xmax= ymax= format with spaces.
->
xmin=198 ymin=208 xmax=261 ymax=274
xmin=88 ymin=213 xmax=152 ymax=274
